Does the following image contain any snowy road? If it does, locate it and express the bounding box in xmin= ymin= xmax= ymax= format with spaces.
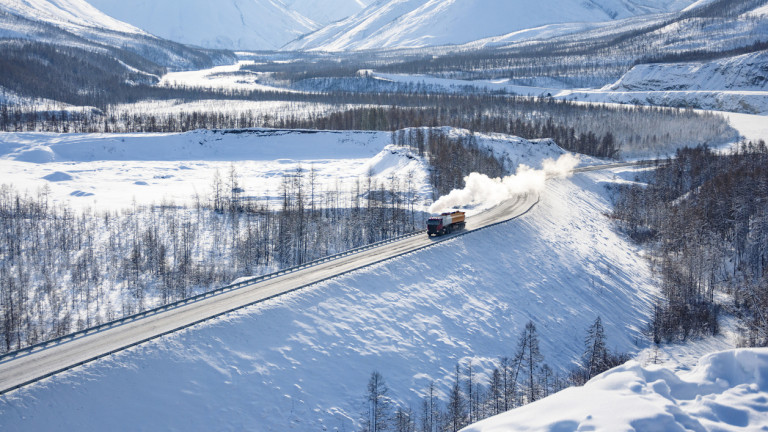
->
xmin=0 ymin=193 xmax=538 ymax=395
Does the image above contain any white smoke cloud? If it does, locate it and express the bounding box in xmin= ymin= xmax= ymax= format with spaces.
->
xmin=429 ymin=153 xmax=580 ymax=214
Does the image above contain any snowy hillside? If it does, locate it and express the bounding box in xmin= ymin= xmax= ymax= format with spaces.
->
xmin=0 ymin=0 xmax=235 ymax=72
xmin=608 ymin=51 xmax=768 ymax=92
xmin=285 ymin=0 xmax=696 ymax=51
xmin=1 ymin=0 xmax=145 ymax=35
xmin=0 ymin=160 xmax=662 ymax=430
xmin=86 ymin=0 xmax=342 ymax=50
xmin=464 ymin=348 xmax=768 ymax=432
xmin=283 ymin=0 xmax=372 ymax=26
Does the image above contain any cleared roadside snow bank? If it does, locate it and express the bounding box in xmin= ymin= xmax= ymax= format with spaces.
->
xmin=463 ymin=348 xmax=768 ymax=432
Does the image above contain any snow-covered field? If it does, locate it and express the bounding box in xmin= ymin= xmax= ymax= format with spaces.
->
xmin=0 ymin=162 xmax=662 ymax=431
xmin=0 ymin=129 xmax=405 ymax=210
xmin=0 ymin=127 xmax=576 ymax=212
xmin=464 ymin=348 xmax=768 ymax=432
xmin=154 ymin=53 xmax=768 ymax=116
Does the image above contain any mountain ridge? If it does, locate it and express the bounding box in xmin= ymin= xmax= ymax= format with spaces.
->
xmin=86 ymin=0 xmax=372 ymax=50
xmin=285 ymin=0 xmax=698 ymax=51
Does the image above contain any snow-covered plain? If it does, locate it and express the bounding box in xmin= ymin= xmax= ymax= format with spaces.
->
xmin=463 ymin=348 xmax=768 ymax=432
xmin=0 ymin=127 xmax=573 ymax=211
xmin=0 ymin=161 xmax=661 ymax=431
xmin=0 ymin=129 xmax=405 ymax=210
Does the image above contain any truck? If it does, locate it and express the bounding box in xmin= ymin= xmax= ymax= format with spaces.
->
xmin=427 ymin=211 xmax=466 ymax=236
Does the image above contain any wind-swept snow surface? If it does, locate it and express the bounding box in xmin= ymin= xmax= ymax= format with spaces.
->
xmin=0 ymin=167 xmax=660 ymax=430
xmin=463 ymin=348 xmax=768 ymax=432
xmin=0 ymin=0 xmax=236 ymax=72
xmin=286 ymin=0 xmax=696 ymax=51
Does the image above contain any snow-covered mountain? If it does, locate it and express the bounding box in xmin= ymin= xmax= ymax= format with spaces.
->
xmin=85 ymin=0 xmax=370 ymax=50
xmin=284 ymin=0 xmax=373 ymax=26
xmin=286 ymin=0 xmax=698 ymax=51
xmin=1 ymin=0 xmax=145 ymax=35
xmin=0 ymin=0 xmax=235 ymax=71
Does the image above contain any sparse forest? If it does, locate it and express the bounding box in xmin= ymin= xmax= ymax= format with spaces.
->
xmin=395 ymin=128 xmax=506 ymax=197
xmin=0 ymin=164 xmax=426 ymax=353
xmin=359 ymin=318 xmax=629 ymax=432
xmin=613 ymin=141 xmax=768 ymax=346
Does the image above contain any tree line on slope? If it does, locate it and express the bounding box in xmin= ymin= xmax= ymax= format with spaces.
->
xmin=360 ymin=318 xmax=629 ymax=432
xmin=0 ymin=94 xmax=734 ymax=159
xmin=393 ymin=128 xmax=506 ymax=198
xmin=613 ymin=141 xmax=768 ymax=346
xmin=0 ymin=34 xmax=234 ymax=108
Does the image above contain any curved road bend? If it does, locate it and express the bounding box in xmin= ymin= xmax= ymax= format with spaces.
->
xmin=0 ymin=193 xmax=537 ymax=394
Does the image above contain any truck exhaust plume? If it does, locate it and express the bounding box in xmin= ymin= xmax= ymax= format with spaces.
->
xmin=429 ymin=153 xmax=580 ymax=214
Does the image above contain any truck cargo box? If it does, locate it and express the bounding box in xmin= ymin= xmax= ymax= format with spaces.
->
xmin=427 ymin=211 xmax=466 ymax=236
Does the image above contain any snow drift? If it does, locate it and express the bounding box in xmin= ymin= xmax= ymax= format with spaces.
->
xmin=463 ymin=348 xmax=768 ymax=432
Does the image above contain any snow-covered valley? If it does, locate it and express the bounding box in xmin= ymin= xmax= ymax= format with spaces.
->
xmin=0 ymin=129 xmax=402 ymax=210
xmin=2 ymin=0 xmax=768 ymax=430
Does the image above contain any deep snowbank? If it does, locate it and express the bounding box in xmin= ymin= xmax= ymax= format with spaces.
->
xmin=463 ymin=348 xmax=768 ymax=432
